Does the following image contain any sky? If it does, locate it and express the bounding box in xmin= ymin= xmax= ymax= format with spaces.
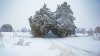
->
xmin=0 ymin=0 xmax=100 ymax=30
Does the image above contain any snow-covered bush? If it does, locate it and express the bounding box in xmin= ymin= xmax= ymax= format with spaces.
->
xmin=16 ymin=39 xmax=24 ymax=46
xmin=25 ymin=42 xmax=31 ymax=46
xmin=0 ymin=24 xmax=13 ymax=32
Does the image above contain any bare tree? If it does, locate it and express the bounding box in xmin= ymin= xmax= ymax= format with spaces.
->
xmin=95 ymin=26 xmax=100 ymax=33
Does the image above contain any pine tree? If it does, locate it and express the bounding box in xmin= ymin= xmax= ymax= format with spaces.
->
xmin=52 ymin=2 xmax=76 ymax=37
xmin=29 ymin=2 xmax=76 ymax=37
xmin=29 ymin=4 xmax=53 ymax=37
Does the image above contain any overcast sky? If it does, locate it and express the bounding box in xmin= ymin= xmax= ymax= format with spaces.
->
xmin=0 ymin=0 xmax=100 ymax=30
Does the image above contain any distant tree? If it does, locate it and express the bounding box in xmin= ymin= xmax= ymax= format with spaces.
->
xmin=81 ymin=28 xmax=86 ymax=34
xmin=21 ymin=28 xmax=28 ymax=32
xmin=87 ymin=28 xmax=94 ymax=36
xmin=95 ymin=26 xmax=100 ymax=33
xmin=0 ymin=24 xmax=13 ymax=32
xmin=76 ymin=28 xmax=81 ymax=33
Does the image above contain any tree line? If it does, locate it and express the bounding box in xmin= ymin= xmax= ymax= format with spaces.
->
xmin=0 ymin=24 xmax=30 ymax=32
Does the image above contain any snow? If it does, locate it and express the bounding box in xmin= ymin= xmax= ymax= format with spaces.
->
xmin=0 ymin=32 xmax=100 ymax=56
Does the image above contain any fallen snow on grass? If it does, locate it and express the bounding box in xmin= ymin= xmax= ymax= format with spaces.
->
xmin=0 ymin=32 xmax=100 ymax=56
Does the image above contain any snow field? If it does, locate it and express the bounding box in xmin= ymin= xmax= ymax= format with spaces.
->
xmin=0 ymin=32 xmax=100 ymax=56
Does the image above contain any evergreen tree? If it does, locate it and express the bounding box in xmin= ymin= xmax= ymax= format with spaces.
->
xmin=29 ymin=4 xmax=53 ymax=37
xmin=29 ymin=2 xmax=76 ymax=37
xmin=52 ymin=2 xmax=76 ymax=37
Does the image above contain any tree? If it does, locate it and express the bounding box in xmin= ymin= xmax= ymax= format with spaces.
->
xmin=29 ymin=4 xmax=53 ymax=37
xmin=52 ymin=2 xmax=76 ymax=37
xmin=21 ymin=27 xmax=28 ymax=32
xmin=95 ymin=26 xmax=100 ymax=33
xmin=81 ymin=28 xmax=86 ymax=34
xmin=0 ymin=24 xmax=13 ymax=32
xmin=28 ymin=2 xmax=76 ymax=37
xmin=76 ymin=28 xmax=81 ymax=33
xmin=87 ymin=28 xmax=94 ymax=36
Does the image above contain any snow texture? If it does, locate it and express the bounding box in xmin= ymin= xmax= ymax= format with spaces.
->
xmin=0 ymin=32 xmax=100 ymax=56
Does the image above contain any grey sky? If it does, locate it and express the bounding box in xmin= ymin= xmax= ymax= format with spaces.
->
xmin=0 ymin=0 xmax=100 ymax=30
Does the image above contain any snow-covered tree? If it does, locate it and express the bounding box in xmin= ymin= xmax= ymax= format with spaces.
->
xmin=29 ymin=4 xmax=53 ymax=37
xmin=87 ymin=28 xmax=94 ymax=36
xmin=81 ymin=28 xmax=86 ymax=34
xmin=21 ymin=27 xmax=28 ymax=32
xmin=0 ymin=24 xmax=13 ymax=32
xmin=29 ymin=2 xmax=76 ymax=37
xmin=76 ymin=28 xmax=80 ymax=33
xmin=52 ymin=2 xmax=76 ymax=37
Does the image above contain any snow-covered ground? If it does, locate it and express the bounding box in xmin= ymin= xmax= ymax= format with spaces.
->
xmin=0 ymin=32 xmax=100 ymax=56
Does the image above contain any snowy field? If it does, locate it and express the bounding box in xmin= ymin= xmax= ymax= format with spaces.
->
xmin=0 ymin=32 xmax=100 ymax=56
